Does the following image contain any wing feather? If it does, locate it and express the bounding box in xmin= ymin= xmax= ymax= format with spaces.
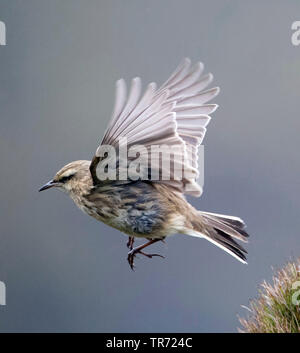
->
xmin=91 ymin=58 xmax=219 ymax=196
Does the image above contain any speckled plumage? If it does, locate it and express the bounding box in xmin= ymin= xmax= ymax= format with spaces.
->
xmin=59 ymin=161 xmax=189 ymax=239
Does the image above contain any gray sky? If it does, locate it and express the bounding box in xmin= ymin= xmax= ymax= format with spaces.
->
xmin=0 ymin=0 xmax=299 ymax=332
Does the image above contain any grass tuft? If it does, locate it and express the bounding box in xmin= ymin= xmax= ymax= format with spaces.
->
xmin=239 ymin=258 xmax=300 ymax=333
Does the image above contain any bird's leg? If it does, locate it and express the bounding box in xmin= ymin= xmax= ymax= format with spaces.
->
xmin=127 ymin=236 xmax=135 ymax=250
xmin=127 ymin=238 xmax=164 ymax=270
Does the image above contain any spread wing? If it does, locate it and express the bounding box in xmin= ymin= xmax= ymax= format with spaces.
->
xmin=90 ymin=58 xmax=219 ymax=197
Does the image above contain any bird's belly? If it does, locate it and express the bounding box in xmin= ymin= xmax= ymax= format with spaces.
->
xmin=110 ymin=208 xmax=166 ymax=238
xmin=78 ymin=198 xmax=167 ymax=238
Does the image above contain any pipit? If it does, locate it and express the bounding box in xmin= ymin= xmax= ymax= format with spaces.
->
xmin=39 ymin=58 xmax=248 ymax=269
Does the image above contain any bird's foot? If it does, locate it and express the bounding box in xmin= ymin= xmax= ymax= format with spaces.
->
xmin=127 ymin=248 xmax=164 ymax=270
xmin=127 ymin=236 xmax=134 ymax=250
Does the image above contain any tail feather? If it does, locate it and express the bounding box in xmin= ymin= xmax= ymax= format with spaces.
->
xmin=185 ymin=211 xmax=249 ymax=264
xmin=201 ymin=211 xmax=247 ymax=231
xmin=214 ymin=229 xmax=247 ymax=262
xmin=201 ymin=212 xmax=249 ymax=242
xmin=214 ymin=228 xmax=248 ymax=254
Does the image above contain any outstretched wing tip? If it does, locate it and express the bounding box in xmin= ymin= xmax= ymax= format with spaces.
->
xmin=132 ymin=76 xmax=141 ymax=83
xmin=211 ymin=104 xmax=219 ymax=113
xmin=197 ymin=61 xmax=204 ymax=70
xmin=116 ymin=78 xmax=125 ymax=85
xmin=148 ymin=81 xmax=157 ymax=89
xmin=214 ymin=86 xmax=220 ymax=95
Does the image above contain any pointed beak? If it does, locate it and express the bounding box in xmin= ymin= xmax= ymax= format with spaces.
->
xmin=39 ymin=180 xmax=59 ymax=192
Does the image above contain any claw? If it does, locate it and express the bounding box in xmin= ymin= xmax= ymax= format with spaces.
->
xmin=127 ymin=251 xmax=136 ymax=271
xmin=127 ymin=247 xmax=164 ymax=269
xmin=139 ymin=251 xmax=165 ymax=259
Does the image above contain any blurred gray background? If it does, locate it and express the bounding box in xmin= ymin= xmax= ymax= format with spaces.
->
xmin=0 ymin=0 xmax=299 ymax=332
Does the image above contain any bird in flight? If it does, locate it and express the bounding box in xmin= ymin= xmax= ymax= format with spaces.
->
xmin=39 ymin=58 xmax=248 ymax=269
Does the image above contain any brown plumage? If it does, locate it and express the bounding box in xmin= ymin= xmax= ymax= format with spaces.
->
xmin=39 ymin=59 xmax=249 ymax=269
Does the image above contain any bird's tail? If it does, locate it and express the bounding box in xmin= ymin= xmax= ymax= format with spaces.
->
xmin=184 ymin=211 xmax=249 ymax=264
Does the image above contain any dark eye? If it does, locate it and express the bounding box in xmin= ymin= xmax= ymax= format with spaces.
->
xmin=59 ymin=174 xmax=75 ymax=183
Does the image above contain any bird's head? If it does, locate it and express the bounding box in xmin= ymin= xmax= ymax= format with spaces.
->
xmin=39 ymin=160 xmax=92 ymax=194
